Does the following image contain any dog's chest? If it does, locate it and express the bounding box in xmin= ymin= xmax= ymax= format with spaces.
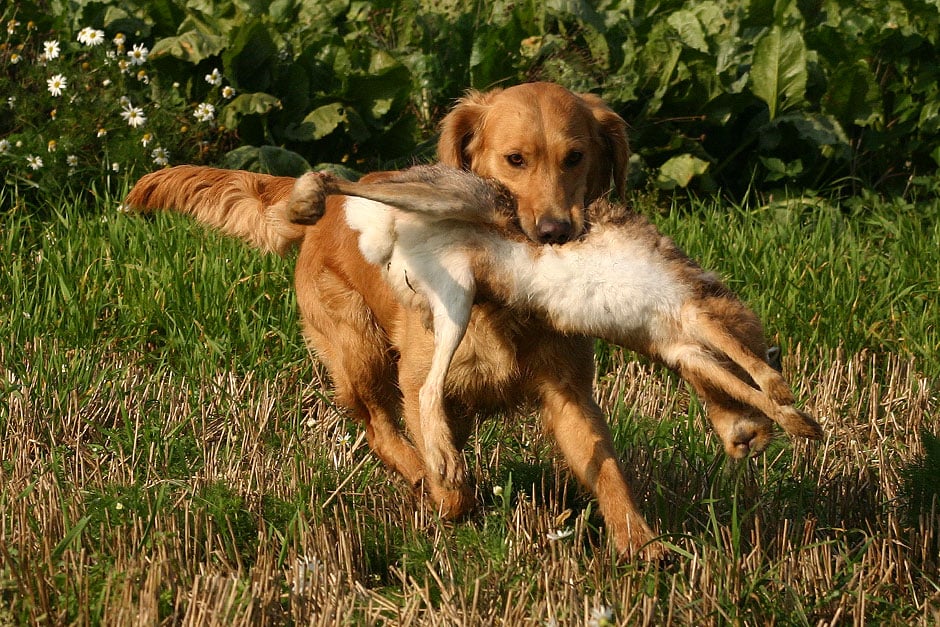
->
xmin=446 ymin=304 xmax=532 ymax=409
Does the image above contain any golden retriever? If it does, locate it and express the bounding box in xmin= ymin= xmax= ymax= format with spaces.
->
xmin=288 ymin=164 xmax=824 ymax=472
xmin=126 ymin=82 xmax=671 ymax=556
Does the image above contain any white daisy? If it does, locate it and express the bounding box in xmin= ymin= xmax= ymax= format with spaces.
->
xmin=151 ymin=147 xmax=170 ymax=166
xmin=77 ymin=27 xmax=105 ymax=46
xmin=127 ymin=43 xmax=148 ymax=65
xmin=193 ymin=102 xmax=215 ymax=122
xmin=42 ymin=40 xmax=60 ymax=60
xmin=546 ymin=528 xmax=574 ymax=541
xmin=587 ymin=605 xmax=614 ymax=627
xmin=120 ymin=104 xmax=147 ymax=128
xmin=205 ymin=68 xmax=223 ymax=86
xmin=26 ymin=155 xmax=43 ymax=170
xmin=222 ymin=85 xmax=236 ymax=99
xmin=47 ymin=74 xmax=67 ymax=97
xmin=67 ymin=154 xmax=78 ymax=167
xmin=0 ymin=139 xmax=8 ymax=152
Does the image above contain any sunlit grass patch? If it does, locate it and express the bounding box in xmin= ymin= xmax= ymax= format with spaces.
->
xmin=1 ymin=190 xmax=937 ymax=623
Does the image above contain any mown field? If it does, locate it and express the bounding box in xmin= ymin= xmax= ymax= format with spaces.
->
xmin=1 ymin=187 xmax=938 ymax=624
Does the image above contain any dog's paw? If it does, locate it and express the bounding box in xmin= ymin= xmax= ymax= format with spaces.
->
xmin=432 ymin=484 xmax=476 ymax=520
xmin=287 ymin=171 xmax=333 ymax=224
xmin=610 ymin=518 xmax=664 ymax=562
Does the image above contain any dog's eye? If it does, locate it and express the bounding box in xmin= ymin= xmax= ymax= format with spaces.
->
xmin=563 ymin=151 xmax=583 ymax=168
xmin=506 ymin=153 xmax=525 ymax=168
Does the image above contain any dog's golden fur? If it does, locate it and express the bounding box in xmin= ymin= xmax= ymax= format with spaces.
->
xmin=287 ymin=165 xmax=823 ymax=471
xmin=126 ymin=83 xmax=669 ymax=556
xmin=436 ymin=84 xmax=629 ymax=244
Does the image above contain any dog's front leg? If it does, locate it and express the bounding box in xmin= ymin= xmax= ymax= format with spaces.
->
xmin=530 ymin=344 xmax=664 ymax=559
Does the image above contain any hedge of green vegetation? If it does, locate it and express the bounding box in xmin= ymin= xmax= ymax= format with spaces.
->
xmin=3 ymin=0 xmax=938 ymax=200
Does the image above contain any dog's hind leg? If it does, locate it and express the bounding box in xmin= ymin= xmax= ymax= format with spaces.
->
xmin=295 ymin=247 xmax=428 ymax=490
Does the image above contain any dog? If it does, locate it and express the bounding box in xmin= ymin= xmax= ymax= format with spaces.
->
xmin=289 ymin=164 xmax=824 ymax=476
xmin=126 ymin=83 xmax=673 ymax=557
xmin=435 ymin=82 xmax=629 ymax=244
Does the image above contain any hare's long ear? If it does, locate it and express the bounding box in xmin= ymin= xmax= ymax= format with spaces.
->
xmin=437 ymin=89 xmax=498 ymax=169
xmin=580 ymin=93 xmax=630 ymax=201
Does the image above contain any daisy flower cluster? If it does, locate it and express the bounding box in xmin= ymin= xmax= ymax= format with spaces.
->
xmin=0 ymin=15 xmax=236 ymax=199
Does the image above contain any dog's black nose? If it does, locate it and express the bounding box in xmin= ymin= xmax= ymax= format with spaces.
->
xmin=537 ymin=218 xmax=572 ymax=244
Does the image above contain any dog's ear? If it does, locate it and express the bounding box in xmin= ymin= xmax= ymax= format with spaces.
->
xmin=437 ymin=90 xmax=493 ymax=169
xmin=580 ymin=93 xmax=630 ymax=200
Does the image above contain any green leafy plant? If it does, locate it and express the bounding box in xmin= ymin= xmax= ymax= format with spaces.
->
xmin=0 ymin=5 xmax=237 ymax=200
xmin=3 ymin=0 xmax=939 ymax=201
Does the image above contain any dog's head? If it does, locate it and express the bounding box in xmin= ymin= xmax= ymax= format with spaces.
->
xmin=438 ymin=82 xmax=629 ymax=244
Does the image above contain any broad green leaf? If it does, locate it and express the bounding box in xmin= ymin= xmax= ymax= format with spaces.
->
xmin=344 ymin=108 xmax=371 ymax=143
xmin=150 ymin=30 xmax=225 ymax=64
xmin=656 ymin=154 xmax=711 ymax=189
xmin=222 ymin=145 xmax=311 ymax=176
xmin=469 ymin=17 xmax=525 ymax=87
xmin=219 ymin=93 xmax=281 ymax=130
xmin=760 ymin=156 xmax=803 ymax=181
xmin=823 ymin=61 xmax=882 ymax=127
xmin=545 ymin=0 xmax=606 ymax=30
xmin=918 ymin=98 xmax=940 ymax=134
xmin=144 ymin=0 xmax=186 ymax=34
xmin=347 ymin=56 xmax=410 ymax=119
xmin=294 ymin=103 xmax=346 ymax=141
xmin=369 ymin=50 xmax=400 ymax=74
xmin=638 ymin=21 xmax=682 ymax=110
xmin=741 ymin=0 xmax=777 ymax=28
xmin=776 ymin=112 xmax=850 ymax=149
xmin=693 ymin=2 xmax=728 ymax=38
xmin=668 ymin=10 xmax=709 ymax=53
xmin=223 ymin=21 xmax=278 ymax=92
xmin=749 ymin=25 xmax=807 ymax=120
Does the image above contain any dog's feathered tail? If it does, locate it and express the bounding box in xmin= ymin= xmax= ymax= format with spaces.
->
xmin=124 ymin=165 xmax=307 ymax=255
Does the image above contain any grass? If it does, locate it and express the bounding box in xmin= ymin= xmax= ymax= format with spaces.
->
xmin=1 ymin=183 xmax=938 ymax=624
